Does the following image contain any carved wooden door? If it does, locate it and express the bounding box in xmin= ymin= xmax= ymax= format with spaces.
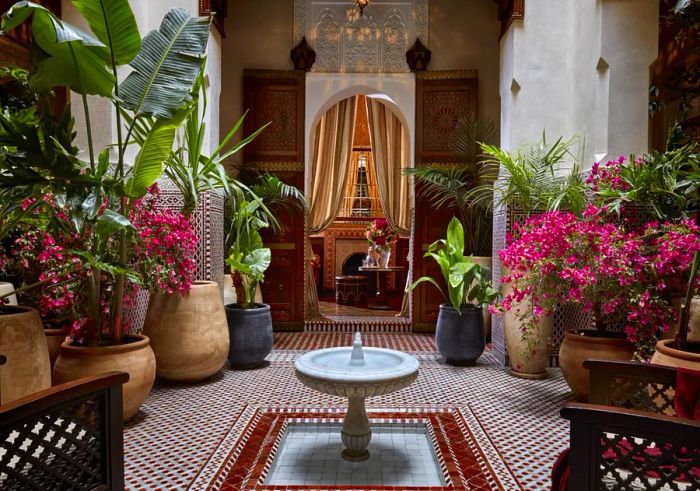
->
xmin=413 ymin=71 xmax=479 ymax=331
xmin=242 ymin=70 xmax=305 ymax=331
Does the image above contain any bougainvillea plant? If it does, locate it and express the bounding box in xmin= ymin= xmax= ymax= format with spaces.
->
xmin=365 ymin=218 xmax=398 ymax=251
xmin=494 ymin=207 xmax=700 ymax=358
xmin=5 ymin=187 xmax=197 ymax=345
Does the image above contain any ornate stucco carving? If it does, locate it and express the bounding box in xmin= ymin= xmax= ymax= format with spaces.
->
xmin=294 ymin=0 xmax=429 ymax=73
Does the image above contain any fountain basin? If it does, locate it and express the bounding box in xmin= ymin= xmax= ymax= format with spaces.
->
xmin=294 ymin=334 xmax=419 ymax=461
xmin=295 ymin=346 xmax=419 ymax=397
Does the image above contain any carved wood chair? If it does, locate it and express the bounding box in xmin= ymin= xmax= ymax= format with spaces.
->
xmin=560 ymin=360 xmax=700 ymax=490
xmin=0 ymin=371 xmax=129 ymax=490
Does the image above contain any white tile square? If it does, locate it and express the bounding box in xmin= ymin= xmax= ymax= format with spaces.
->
xmin=265 ymin=422 xmax=444 ymax=486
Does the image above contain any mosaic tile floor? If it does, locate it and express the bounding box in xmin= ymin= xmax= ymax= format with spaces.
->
xmin=124 ymin=333 xmax=573 ymax=490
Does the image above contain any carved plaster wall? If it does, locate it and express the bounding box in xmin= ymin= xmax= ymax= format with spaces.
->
xmin=294 ymin=0 xmax=428 ymax=73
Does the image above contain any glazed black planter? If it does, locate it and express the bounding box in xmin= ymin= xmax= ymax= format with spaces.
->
xmin=435 ymin=304 xmax=485 ymax=366
xmin=224 ymin=303 xmax=273 ymax=369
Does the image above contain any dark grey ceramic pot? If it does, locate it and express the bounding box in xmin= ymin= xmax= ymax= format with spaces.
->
xmin=224 ymin=303 xmax=273 ymax=369
xmin=435 ymin=304 xmax=485 ymax=366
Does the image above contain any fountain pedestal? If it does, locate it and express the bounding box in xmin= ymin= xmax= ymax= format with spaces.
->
xmin=341 ymin=396 xmax=371 ymax=461
xmin=295 ymin=333 xmax=419 ymax=461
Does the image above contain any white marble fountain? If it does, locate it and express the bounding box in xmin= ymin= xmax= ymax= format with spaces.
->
xmin=295 ymin=333 xmax=419 ymax=461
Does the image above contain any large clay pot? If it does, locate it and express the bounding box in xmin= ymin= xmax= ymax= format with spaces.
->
xmin=651 ymin=339 xmax=700 ymax=370
xmin=502 ymin=265 xmax=554 ymax=379
xmin=472 ymin=257 xmax=493 ymax=339
xmin=53 ymin=334 xmax=156 ymax=421
xmin=559 ymin=330 xmax=635 ymax=401
xmin=225 ymin=303 xmax=273 ymax=369
xmin=435 ymin=304 xmax=485 ymax=366
xmin=0 ymin=306 xmax=51 ymax=404
xmin=44 ymin=327 xmax=66 ymax=369
xmin=143 ymin=281 xmax=229 ymax=382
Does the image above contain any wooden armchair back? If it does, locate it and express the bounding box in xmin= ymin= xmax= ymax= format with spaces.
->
xmin=0 ymin=371 xmax=128 ymax=491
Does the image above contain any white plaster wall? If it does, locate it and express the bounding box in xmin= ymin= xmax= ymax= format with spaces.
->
xmin=429 ymin=0 xmax=501 ymax=130
xmin=304 ymin=73 xmax=416 ymax=194
xmin=500 ymin=0 xmax=659 ymax=169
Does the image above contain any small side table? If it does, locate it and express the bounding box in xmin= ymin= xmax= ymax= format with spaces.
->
xmin=358 ymin=266 xmax=404 ymax=310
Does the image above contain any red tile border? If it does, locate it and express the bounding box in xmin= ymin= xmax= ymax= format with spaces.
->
xmin=207 ymin=408 xmax=506 ymax=490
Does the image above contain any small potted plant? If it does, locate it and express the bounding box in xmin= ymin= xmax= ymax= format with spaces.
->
xmin=408 ymin=217 xmax=498 ymax=365
xmin=365 ymin=218 xmax=398 ymax=267
xmin=224 ymin=193 xmax=273 ymax=369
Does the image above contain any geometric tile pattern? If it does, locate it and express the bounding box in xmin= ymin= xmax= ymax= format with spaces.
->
xmin=199 ymin=408 xmax=518 ymax=490
xmin=123 ymin=333 xmax=573 ymax=490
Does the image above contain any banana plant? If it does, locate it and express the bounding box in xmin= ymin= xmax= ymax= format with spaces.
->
xmin=0 ymin=1 xmax=211 ymax=344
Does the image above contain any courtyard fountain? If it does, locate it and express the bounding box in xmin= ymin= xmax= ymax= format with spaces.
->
xmin=295 ymin=332 xmax=419 ymax=461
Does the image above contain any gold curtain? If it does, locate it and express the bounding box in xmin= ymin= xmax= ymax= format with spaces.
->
xmin=365 ymin=97 xmax=413 ymax=235
xmin=305 ymin=96 xmax=359 ymax=318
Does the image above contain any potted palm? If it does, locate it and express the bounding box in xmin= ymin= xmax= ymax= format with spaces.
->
xmin=408 ymin=217 xmax=497 ymax=365
xmin=473 ymin=136 xmax=585 ymax=377
xmin=1 ymin=1 xmax=210 ymax=419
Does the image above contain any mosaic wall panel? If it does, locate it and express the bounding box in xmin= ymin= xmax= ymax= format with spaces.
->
xmin=294 ymin=0 xmax=429 ymax=73
xmin=124 ymin=183 xmax=224 ymax=334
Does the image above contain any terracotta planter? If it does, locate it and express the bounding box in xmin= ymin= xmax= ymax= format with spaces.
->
xmin=559 ymin=330 xmax=635 ymax=401
xmin=651 ymin=339 xmax=700 ymax=371
xmin=473 ymin=257 xmax=492 ymax=340
xmin=44 ymin=327 xmax=66 ymax=369
xmin=53 ymin=334 xmax=156 ymax=421
xmin=502 ymin=265 xmax=554 ymax=379
xmin=0 ymin=306 xmax=51 ymax=404
xmin=143 ymin=281 xmax=229 ymax=382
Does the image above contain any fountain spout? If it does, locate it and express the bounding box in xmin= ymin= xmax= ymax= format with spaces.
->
xmin=349 ymin=332 xmax=365 ymax=365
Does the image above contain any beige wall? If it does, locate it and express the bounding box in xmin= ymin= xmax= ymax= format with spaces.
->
xmin=428 ymin=0 xmax=501 ymax=128
xmin=220 ymin=0 xmax=502 ymax=165
xmin=220 ymin=0 xmax=294 ymax=166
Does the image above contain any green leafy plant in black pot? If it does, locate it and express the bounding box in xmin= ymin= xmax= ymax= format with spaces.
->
xmin=408 ymin=217 xmax=498 ymax=365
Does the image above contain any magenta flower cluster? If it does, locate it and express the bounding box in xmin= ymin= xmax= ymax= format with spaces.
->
xmin=495 ymin=206 xmax=700 ymax=352
xmin=130 ymin=185 xmax=198 ymax=295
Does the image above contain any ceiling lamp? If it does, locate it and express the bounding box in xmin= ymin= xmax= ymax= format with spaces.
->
xmin=355 ymin=0 xmax=370 ymax=16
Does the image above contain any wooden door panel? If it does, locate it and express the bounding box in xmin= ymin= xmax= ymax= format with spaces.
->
xmin=413 ymin=71 xmax=478 ymax=331
xmin=243 ymin=71 xmax=305 ymax=331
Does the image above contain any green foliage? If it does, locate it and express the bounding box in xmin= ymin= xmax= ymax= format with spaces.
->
xmin=0 ymin=0 xmax=211 ymax=343
xmin=408 ymin=217 xmax=497 ymax=311
xmin=404 ymin=115 xmax=496 ymax=255
xmin=595 ymin=142 xmax=700 ymax=220
xmin=2 ymin=2 xmax=115 ymax=97
xmin=118 ymin=8 xmax=210 ymax=118
xmin=161 ymin=67 xmax=270 ymax=214
xmin=474 ymin=135 xmax=586 ymax=216
xmin=225 ymin=195 xmax=272 ymax=309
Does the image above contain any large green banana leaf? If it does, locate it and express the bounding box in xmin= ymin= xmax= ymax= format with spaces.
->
xmin=119 ymin=8 xmax=210 ymax=118
xmin=124 ymin=106 xmax=190 ymax=198
xmin=1 ymin=2 xmax=114 ymax=96
xmin=71 ymin=0 xmax=141 ymax=65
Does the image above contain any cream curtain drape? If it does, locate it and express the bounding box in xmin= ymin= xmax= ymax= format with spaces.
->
xmin=365 ymin=97 xmax=413 ymax=235
xmin=305 ymin=96 xmax=359 ymax=318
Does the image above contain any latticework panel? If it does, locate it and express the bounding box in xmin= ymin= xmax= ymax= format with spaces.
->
xmin=597 ymin=431 xmax=700 ymax=490
xmin=0 ymin=395 xmax=106 ymax=490
xmin=607 ymin=378 xmax=677 ymax=417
